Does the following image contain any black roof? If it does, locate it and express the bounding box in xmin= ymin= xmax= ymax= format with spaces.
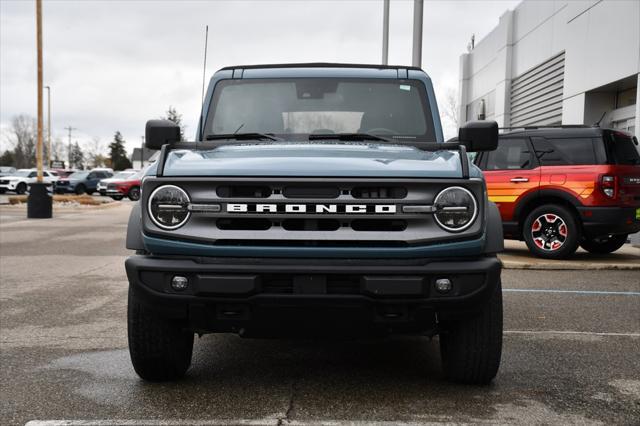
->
xmin=219 ymin=62 xmax=423 ymax=71
xmin=500 ymin=126 xmax=605 ymax=138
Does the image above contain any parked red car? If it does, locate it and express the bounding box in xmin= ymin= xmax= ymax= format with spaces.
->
xmin=106 ymin=170 xmax=143 ymax=201
xmin=475 ymin=127 xmax=640 ymax=259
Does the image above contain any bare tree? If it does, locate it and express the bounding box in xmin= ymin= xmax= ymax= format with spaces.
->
xmin=85 ymin=137 xmax=106 ymax=168
xmin=51 ymin=136 xmax=64 ymax=162
xmin=10 ymin=115 xmax=37 ymax=168
xmin=442 ymin=88 xmax=460 ymax=129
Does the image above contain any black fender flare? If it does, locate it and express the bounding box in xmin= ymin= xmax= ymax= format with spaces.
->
xmin=484 ymin=200 xmax=504 ymax=254
xmin=126 ymin=202 xmax=145 ymax=251
xmin=513 ymin=188 xmax=582 ymax=223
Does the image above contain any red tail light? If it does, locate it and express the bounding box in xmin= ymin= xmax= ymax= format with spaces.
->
xmin=600 ymin=175 xmax=617 ymax=198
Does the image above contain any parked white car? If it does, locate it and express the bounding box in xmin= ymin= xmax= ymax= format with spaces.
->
xmin=97 ymin=170 xmax=139 ymax=195
xmin=0 ymin=169 xmax=59 ymax=194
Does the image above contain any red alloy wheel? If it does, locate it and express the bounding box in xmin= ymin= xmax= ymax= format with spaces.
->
xmin=531 ymin=213 xmax=568 ymax=251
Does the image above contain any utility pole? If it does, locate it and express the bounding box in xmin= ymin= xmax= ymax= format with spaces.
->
xmin=382 ymin=0 xmax=389 ymax=65
xmin=412 ymin=0 xmax=423 ymax=68
xmin=45 ymin=85 xmax=51 ymax=167
xmin=64 ymin=125 xmax=76 ymax=168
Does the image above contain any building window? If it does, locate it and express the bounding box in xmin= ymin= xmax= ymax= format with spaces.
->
xmin=616 ymin=87 xmax=636 ymax=109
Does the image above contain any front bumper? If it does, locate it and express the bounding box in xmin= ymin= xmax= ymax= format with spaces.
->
xmin=578 ymin=206 xmax=640 ymax=238
xmin=54 ymin=184 xmax=75 ymax=193
xmin=126 ymin=255 xmax=502 ymax=336
xmin=0 ymin=182 xmax=18 ymax=190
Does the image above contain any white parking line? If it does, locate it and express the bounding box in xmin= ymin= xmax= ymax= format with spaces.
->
xmin=504 ymin=330 xmax=640 ymax=337
xmin=25 ymin=420 xmax=448 ymax=426
xmin=503 ymin=288 xmax=640 ymax=296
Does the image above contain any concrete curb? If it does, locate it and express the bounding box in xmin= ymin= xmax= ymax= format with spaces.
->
xmin=500 ymin=259 xmax=640 ymax=270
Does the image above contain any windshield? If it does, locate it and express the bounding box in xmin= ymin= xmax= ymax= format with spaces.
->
xmin=69 ymin=171 xmax=89 ymax=179
xmin=205 ymin=78 xmax=435 ymax=141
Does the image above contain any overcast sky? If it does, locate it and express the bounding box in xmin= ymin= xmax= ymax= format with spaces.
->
xmin=0 ymin=0 xmax=520 ymax=156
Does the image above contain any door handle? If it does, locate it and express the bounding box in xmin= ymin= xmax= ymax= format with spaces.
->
xmin=510 ymin=177 xmax=529 ymax=183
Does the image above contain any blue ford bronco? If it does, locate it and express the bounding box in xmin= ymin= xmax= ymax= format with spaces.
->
xmin=125 ymin=63 xmax=503 ymax=384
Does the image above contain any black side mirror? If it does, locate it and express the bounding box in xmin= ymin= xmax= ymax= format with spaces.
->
xmin=145 ymin=120 xmax=181 ymax=150
xmin=457 ymin=120 xmax=498 ymax=152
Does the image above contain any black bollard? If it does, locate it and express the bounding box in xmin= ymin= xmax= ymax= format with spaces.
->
xmin=27 ymin=182 xmax=53 ymax=219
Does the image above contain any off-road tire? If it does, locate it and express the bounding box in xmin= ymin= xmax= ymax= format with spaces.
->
xmin=128 ymin=186 xmax=141 ymax=201
xmin=523 ymin=204 xmax=580 ymax=260
xmin=110 ymin=195 xmax=124 ymax=201
xmin=439 ymin=278 xmax=503 ymax=385
xmin=75 ymin=184 xmax=86 ymax=195
xmin=15 ymin=182 xmax=27 ymax=195
xmin=580 ymin=234 xmax=627 ymax=254
xmin=127 ymin=287 xmax=193 ymax=381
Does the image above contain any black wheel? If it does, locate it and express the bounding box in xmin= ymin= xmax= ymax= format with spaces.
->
xmin=15 ymin=182 xmax=27 ymax=195
xmin=580 ymin=234 xmax=627 ymax=254
xmin=127 ymin=286 xmax=193 ymax=381
xmin=0 ymin=188 xmax=6 ymax=194
xmin=110 ymin=195 xmax=124 ymax=201
xmin=522 ymin=204 xmax=580 ymax=259
xmin=128 ymin=186 xmax=141 ymax=201
xmin=75 ymin=184 xmax=86 ymax=195
xmin=439 ymin=278 xmax=503 ymax=385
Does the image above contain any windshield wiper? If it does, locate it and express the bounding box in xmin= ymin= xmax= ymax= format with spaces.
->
xmin=308 ymin=133 xmax=391 ymax=142
xmin=205 ymin=133 xmax=281 ymax=141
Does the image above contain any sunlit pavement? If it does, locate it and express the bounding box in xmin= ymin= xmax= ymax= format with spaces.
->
xmin=1 ymin=203 xmax=639 ymax=425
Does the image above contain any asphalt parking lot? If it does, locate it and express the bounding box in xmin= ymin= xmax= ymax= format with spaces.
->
xmin=1 ymin=203 xmax=639 ymax=425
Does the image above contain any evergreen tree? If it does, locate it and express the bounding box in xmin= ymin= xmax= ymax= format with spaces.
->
xmin=108 ymin=131 xmax=132 ymax=170
xmin=0 ymin=150 xmax=15 ymax=167
xmin=163 ymin=106 xmax=185 ymax=141
xmin=69 ymin=142 xmax=85 ymax=169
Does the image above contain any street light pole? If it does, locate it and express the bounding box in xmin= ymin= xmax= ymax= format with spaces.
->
xmin=36 ymin=0 xmax=43 ymax=183
xmin=28 ymin=0 xmax=52 ymax=219
xmin=45 ymin=85 xmax=51 ymax=168
xmin=382 ymin=0 xmax=389 ymax=65
xmin=412 ymin=0 xmax=423 ymax=68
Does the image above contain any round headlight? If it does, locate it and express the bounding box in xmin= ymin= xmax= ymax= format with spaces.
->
xmin=433 ymin=186 xmax=478 ymax=232
xmin=148 ymin=185 xmax=190 ymax=230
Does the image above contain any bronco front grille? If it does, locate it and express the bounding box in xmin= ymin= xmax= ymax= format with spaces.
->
xmin=142 ymin=177 xmax=484 ymax=246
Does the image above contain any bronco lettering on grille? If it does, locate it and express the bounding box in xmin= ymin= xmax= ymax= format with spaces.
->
xmin=226 ymin=203 xmax=396 ymax=214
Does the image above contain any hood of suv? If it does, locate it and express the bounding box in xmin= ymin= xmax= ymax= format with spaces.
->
xmin=161 ymin=142 xmax=477 ymax=179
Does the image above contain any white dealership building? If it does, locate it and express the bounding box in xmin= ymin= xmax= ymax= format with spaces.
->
xmin=458 ymin=0 xmax=639 ymax=137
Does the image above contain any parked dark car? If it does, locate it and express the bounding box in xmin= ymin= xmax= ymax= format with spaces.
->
xmin=475 ymin=126 xmax=640 ymax=259
xmin=55 ymin=170 xmax=113 ymax=195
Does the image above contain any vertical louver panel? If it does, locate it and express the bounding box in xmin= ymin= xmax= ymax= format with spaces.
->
xmin=510 ymin=52 xmax=565 ymax=127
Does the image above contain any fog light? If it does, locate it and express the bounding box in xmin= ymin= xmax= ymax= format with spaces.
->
xmin=435 ymin=278 xmax=452 ymax=293
xmin=171 ymin=275 xmax=189 ymax=291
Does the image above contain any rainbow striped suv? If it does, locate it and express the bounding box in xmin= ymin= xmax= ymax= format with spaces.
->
xmin=475 ymin=127 xmax=640 ymax=259
xmin=125 ymin=63 xmax=504 ymax=385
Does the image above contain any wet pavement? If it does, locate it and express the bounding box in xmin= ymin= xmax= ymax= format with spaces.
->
xmin=1 ymin=204 xmax=639 ymax=425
